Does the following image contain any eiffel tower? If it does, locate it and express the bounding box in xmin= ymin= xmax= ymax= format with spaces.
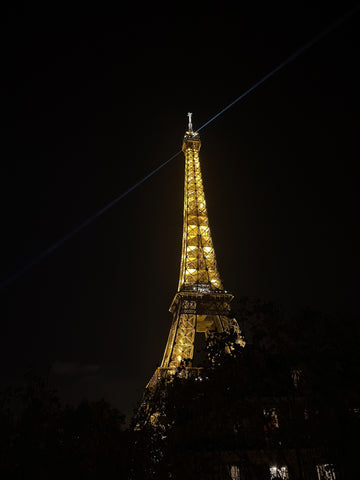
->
xmin=149 ymin=114 xmax=244 ymax=386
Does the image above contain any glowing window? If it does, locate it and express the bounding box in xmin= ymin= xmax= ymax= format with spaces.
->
xmin=316 ymin=464 xmax=336 ymax=480
xmin=350 ymin=407 xmax=360 ymax=418
xmin=270 ymin=466 xmax=289 ymax=479
xmin=263 ymin=407 xmax=279 ymax=429
xmin=229 ymin=465 xmax=240 ymax=480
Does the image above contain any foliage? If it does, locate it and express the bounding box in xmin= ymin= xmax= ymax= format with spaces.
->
xmin=0 ymin=376 xmax=129 ymax=480
xmin=132 ymin=299 xmax=360 ymax=479
xmin=1 ymin=299 xmax=359 ymax=479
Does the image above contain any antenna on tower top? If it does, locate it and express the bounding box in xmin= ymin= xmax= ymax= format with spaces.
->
xmin=187 ymin=112 xmax=193 ymax=133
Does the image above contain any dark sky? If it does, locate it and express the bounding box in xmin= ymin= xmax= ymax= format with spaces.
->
xmin=2 ymin=4 xmax=360 ymax=416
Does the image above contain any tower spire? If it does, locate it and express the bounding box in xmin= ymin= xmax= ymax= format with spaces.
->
xmin=187 ymin=112 xmax=193 ymax=133
xmin=178 ymin=114 xmax=222 ymax=292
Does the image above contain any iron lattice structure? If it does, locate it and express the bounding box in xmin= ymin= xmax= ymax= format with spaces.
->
xmin=150 ymin=114 xmax=244 ymax=385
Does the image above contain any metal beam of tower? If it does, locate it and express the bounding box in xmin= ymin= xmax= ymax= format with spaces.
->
xmin=1 ymin=4 xmax=359 ymax=292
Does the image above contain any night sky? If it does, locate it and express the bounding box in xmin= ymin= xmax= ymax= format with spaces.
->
xmin=2 ymin=4 xmax=360 ymax=416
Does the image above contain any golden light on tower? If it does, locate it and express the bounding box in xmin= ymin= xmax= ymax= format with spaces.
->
xmin=178 ymin=113 xmax=222 ymax=291
xmin=148 ymin=114 xmax=244 ymax=386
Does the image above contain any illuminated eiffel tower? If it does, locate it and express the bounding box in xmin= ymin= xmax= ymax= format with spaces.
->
xmin=149 ymin=114 xmax=244 ymax=386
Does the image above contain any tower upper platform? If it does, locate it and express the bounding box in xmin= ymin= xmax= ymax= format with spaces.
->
xmin=182 ymin=112 xmax=201 ymax=150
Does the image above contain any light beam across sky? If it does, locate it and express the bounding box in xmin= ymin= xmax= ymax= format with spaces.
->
xmin=1 ymin=4 xmax=359 ymax=292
